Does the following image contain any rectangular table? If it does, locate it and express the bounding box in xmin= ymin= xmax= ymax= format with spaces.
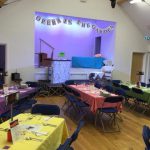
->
xmin=0 ymin=87 xmax=37 ymax=115
xmin=112 ymin=83 xmax=150 ymax=103
xmin=0 ymin=113 xmax=68 ymax=150
xmin=69 ymin=85 xmax=122 ymax=113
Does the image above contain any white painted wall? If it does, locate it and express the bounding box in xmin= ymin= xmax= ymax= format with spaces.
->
xmin=0 ymin=0 xmax=149 ymax=83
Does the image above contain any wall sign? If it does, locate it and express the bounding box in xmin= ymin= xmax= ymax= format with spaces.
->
xmin=145 ymin=36 xmax=150 ymax=40
xmin=35 ymin=15 xmax=114 ymax=34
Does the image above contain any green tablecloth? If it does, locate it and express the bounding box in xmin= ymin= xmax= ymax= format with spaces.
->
xmin=111 ymin=83 xmax=150 ymax=103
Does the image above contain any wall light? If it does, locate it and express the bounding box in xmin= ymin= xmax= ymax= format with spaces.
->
xmin=130 ymin=0 xmax=150 ymax=6
xmin=129 ymin=0 xmax=143 ymax=4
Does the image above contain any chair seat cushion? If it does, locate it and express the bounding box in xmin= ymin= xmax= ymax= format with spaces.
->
xmin=100 ymin=107 xmax=118 ymax=113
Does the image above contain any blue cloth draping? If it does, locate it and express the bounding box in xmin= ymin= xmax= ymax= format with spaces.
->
xmin=72 ymin=57 xmax=105 ymax=69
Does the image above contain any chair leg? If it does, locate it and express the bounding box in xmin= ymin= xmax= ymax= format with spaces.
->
xmin=114 ymin=113 xmax=120 ymax=132
xmin=61 ymin=100 xmax=68 ymax=111
xmin=99 ymin=112 xmax=105 ymax=132
xmin=95 ymin=110 xmax=99 ymax=127
xmin=117 ymin=112 xmax=123 ymax=122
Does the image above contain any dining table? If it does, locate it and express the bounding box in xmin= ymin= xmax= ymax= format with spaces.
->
xmin=0 ymin=87 xmax=37 ymax=115
xmin=112 ymin=83 xmax=150 ymax=103
xmin=69 ymin=84 xmax=122 ymax=113
xmin=0 ymin=113 xmax=69 ymax=150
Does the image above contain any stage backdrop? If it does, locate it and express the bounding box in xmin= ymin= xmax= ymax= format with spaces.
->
xmin=35 ymin=12 xmax=116 ymax=66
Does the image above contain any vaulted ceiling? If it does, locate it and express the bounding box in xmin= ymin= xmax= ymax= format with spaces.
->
xmin=0 ymin=0 xmax=150 ymax=39
xmin=0 ymin=0 xmax=7 ymax=7
xmin=118 ymin=0 xmax=150 ymax=37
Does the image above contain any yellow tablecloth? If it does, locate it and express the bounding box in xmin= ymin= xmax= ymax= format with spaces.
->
xmin=0 ymin=113 xmax=69 ymax=150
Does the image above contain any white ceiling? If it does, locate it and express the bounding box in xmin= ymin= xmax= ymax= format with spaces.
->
xmin=121 ymin=0 xmax=150 ymax=36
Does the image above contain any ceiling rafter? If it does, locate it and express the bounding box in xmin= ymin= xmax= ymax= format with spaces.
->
xmin=0 ymin=0 xmax=7 ymax=7
xmin=117 ymin=0 xmax=128 ymax=5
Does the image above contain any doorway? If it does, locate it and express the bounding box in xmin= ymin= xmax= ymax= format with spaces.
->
xmin=131 ymin=52 xmax=144 ymax=84
xmin=95 ymin=36 xmax=101 ymax=55
xmin=0 ymin=44 xmax=6 ymax=84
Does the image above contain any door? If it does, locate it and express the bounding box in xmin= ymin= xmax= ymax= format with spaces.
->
xmin=0 ymin=44 xmax=6 ymax=84
xmin=131 ymin=52 xmax=144 ymax=84
xmin=95 ymin=36 xmax=101 ymax=54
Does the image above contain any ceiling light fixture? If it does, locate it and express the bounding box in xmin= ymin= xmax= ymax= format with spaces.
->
xmin=110 ymin=0 xmax=116 ymax=8
xmin=130 ymin=0 xmax=143 ymax=4
xmin=130 ymin=0 xmax=150 ymax=6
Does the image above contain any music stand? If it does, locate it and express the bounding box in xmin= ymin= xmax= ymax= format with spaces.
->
xmin=5 ymin=92 xmax=19 ymax=121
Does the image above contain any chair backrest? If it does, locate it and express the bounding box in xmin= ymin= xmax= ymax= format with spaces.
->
xmin=142 ymin=125 xmax=150 ymax=150
xmin=26 ymin=81 xmax=38 ymax=87
xmin=132 ymin=87 xmax=143 ymax=94
xmin=112 ymin=82 xmax=120 ymax=88
xmin=112 ymin=80 xmax=121 ymax=84
xmin=89 ymin=73 xmax=95 ymax=82
xmin=57 ymin=138 xmax=73 ymax=150
xmin=65 ymin=80 xmax=75 ymax=85
xmin=62 ymin=84 xmax=68 ymax=93
xmin=104 ymin=85 xmax=114 ymax=93
xmin=5 ymin=92 xmax=19 ymax=105
xmin=31 ymin=104 xmax=60 ymax=115
xmin=120 ymin=85 xmax=130 ymax=91
xmin=71 ymin=89 xmax=81 ymax=98
xmin=115 ymin=89 xmax=126 ymax=97
xmin=57 ymin=120 xmax=84 ymax=150
xmin=70 ymin=120 xmax=84 ymax=143
xmin=141 ymin=82 xmax=146 ymax=87
xmin=94 ymin=82 xmax=102 ymax=89
xmin=104 ymin=96 xmax=124 ymax=103
xmin=147 ymin=84 xmax=150 ymax=88
xmin=38 ymin=81 xmax=49 ymax=91
xmin=65 ymin=86 xmax=74 ymax=95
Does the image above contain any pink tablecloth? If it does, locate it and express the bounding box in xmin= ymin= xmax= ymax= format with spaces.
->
xmin=69 ymin=85 xmax=122 ymax=113
xmin=0 ymin=87 xmax=36 ymax=115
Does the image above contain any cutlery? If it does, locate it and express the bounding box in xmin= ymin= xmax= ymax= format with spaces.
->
xmin=43 ymin=123 xmax=57 ymax=127
xmin=32 ymin=131 xmax=48 ymax=136
xmin=25 ymin=137 xmax=43 ymax=142
xmin=0 ymin=128 xmax=9 ymax=132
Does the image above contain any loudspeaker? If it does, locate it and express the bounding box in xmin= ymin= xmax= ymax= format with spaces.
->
xmin=110 ymin=0 xmax=116 ymax=8
xmin=11 ymin=73 xmax=20 ymax=81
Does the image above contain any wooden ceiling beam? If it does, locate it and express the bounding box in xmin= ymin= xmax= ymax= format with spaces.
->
xmin=117 ymin=0 xmax=128 ymax=5
xmin=0 ymin=0 xmax=7 ymax=7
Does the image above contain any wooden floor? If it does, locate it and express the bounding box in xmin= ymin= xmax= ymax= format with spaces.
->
xmin=36 ymin=96 xmax=150 ymax=150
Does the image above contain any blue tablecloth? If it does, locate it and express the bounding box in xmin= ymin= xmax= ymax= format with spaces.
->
xmin=72 ymin=57 xmax=105 ymax=69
